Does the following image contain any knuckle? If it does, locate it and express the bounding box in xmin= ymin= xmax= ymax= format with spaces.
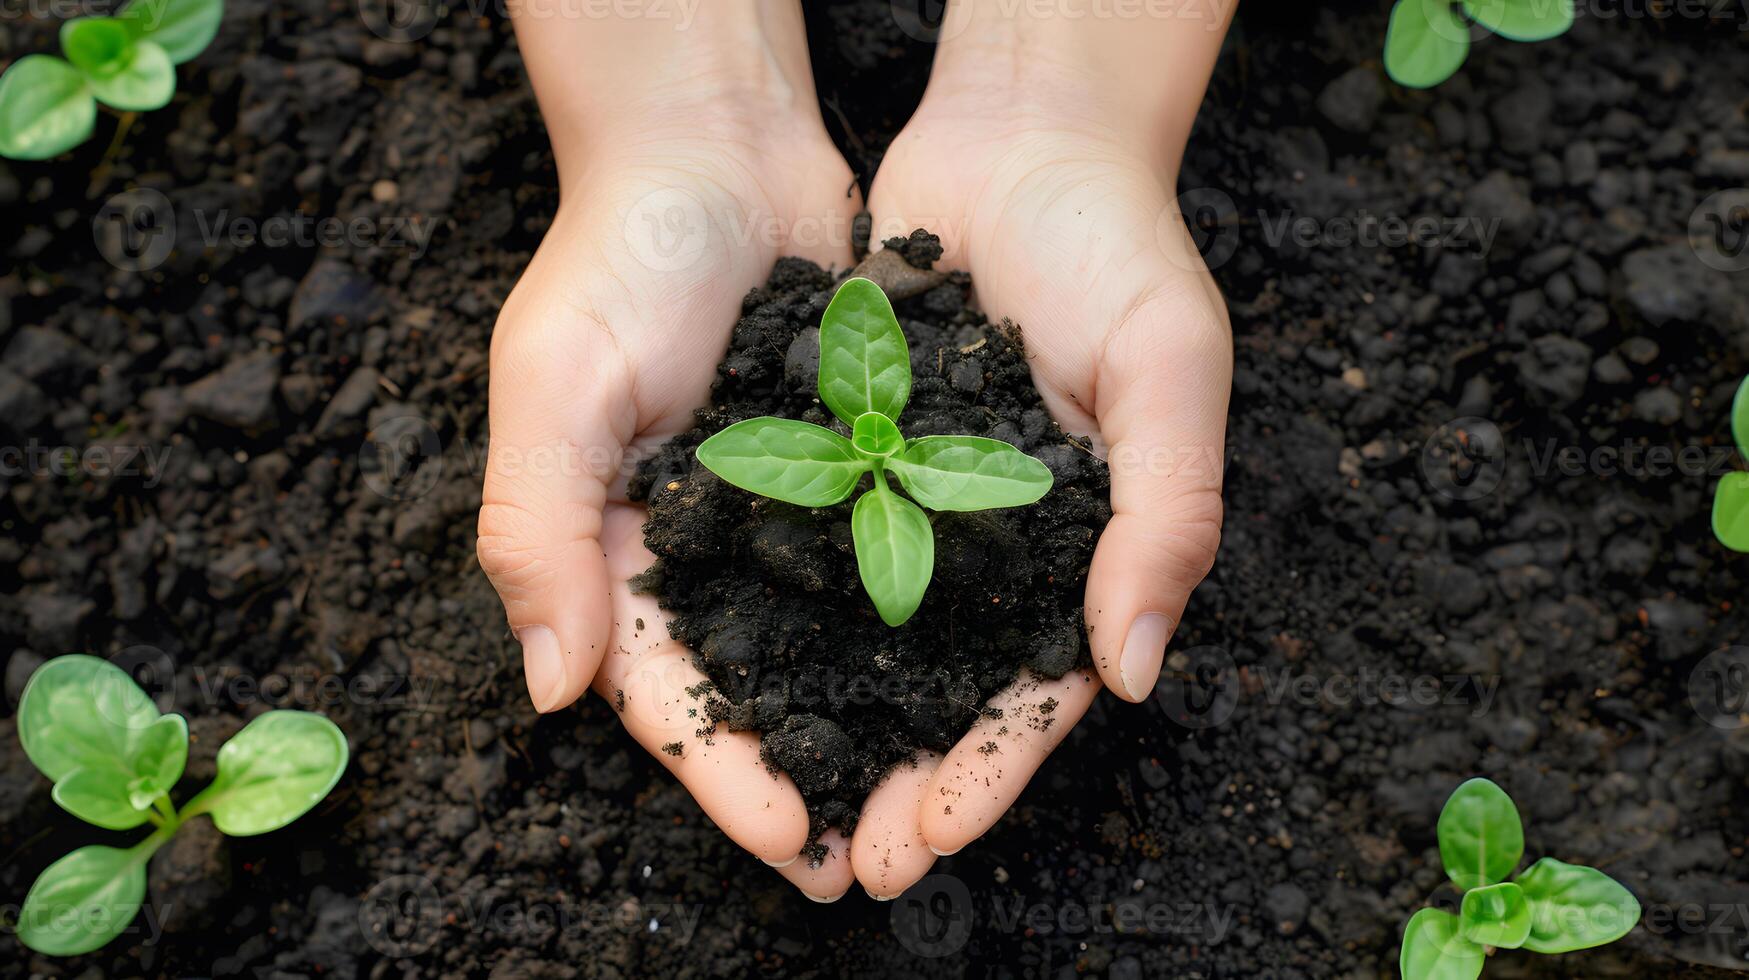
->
xmin=1156 ymin=490 xmax=1224 ymax=582
xmin=475 ymin=501 xmax=563 ymax=588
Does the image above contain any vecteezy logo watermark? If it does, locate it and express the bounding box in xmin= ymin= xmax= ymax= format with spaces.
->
xmin=891 ymin=874 xmax=974 ymax=957
xmin=1153 ymin=647 xmax=1499 ymax=727
xmin=1689 ymin=189 xmax=1749 ymax=274
xmin=360 ymin=415 xmax=445 ymax=501
xmin=94 ymin=189 xmax=438 ymax=272
xmin=1159 ymin=190 xmax=1501 ymax=273
xmin=359 ymin=874 xmax=444 ymax=956
xmin=623 ymin=187 xmax=713 ymax=273
xmin=188 ymin=210 xmax=438 ymax=260
xmin=93 ymin=188 xmax=176 ymax=273
xmin=890 ymin=0 xmax=1233 ymax=42
xmin=1421 ymin=417 xmax=1508 ymax=502
xmin=1165 ymin=187 xmax=1240 ymax=272
xmin=1 ymin=898 xmax=173 ymax=948
xmin=190 ymin=666 xmax=440 ymax=711
xmin=0 ymin=441 xmax=176 ymax=489
xmin=357 ymin=874 xmax=704 ymax=956
xmin=358 ymin=0 xmax=702 ymax=42
xmin=1421 ymin=416 xmax=1743 ymax=501
xmin=1154 ymin=644 xmax=1240 ymax=729
xmin=1689 ymin=647 xmax=1749 ymax=731
xmin=890 ymin=875 xmax=1237 ymax=958
xmin=616 ymin=194 xmax=900 ymax=273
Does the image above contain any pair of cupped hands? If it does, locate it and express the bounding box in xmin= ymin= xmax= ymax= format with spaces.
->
xmin=476 ymin=63 xmax=1232 ymax=901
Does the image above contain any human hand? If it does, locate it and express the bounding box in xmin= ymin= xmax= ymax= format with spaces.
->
xmin=850 ymin=6 xmax=1236 ymax=896
xmin=477 ymin=4 xmax=865 ymax=896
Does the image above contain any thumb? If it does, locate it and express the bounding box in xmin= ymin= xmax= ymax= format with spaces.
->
xmin=1084 ymin=280 xmax=1231 ymax=703
xmin=477 ymin=318 xmax=631 ymax=713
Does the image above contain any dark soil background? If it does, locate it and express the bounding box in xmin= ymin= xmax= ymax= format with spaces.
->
xmin=1 ymin=0 xmax=1747 ymax=977
xmin=629 ymin=246 xmax=1109 ymax=839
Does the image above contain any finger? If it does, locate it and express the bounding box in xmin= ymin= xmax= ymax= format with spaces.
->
xmin=479 ymin=308 xmax=637 ymax=713
xmin=594 ymin=504 xmax=810 ymax=866
xmin=920 ymin=669 xmax=1100 ymax=856
xmin=775 ymin=829 xmax=855 ymax=903
xmin=1085 ymin=280 xmax=1231 ymax=702
xmin=851 ymin=751 xmax=941 ymax=899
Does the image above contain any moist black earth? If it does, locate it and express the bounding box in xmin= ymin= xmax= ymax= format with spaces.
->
xmin=628 ymin=240 xmax=1109 ymax=837
xmin=1 ymin=0 xmax=1747 ymax=978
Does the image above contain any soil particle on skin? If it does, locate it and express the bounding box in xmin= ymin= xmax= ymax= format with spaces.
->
xmin=631 ymin=239 xmax=1110 ymax=834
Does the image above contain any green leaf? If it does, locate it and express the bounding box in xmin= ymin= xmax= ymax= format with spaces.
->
xmin=888 ymin=436 xmax=1054 ymax=512
xmin=696 ymin=417 xmax=870 ymax=507
xmin=1462 ymin=0 xmax=1575 ymax=42
xmin=818 ymin=277 xmax=911 ymax=426
xmin=1384 ymin=0 xmax=1471 ymax=89
xmin=130 ymin=713 xmax=189 ymax=806
xmin=19 ymin=658 xmax=186 ymax=829
xmin=17 ymin=844 xmax=149 ymax=956
xmin=1460 ymin=881 xmax=1532 ymax=949
xmin=852 ymin=411 xmax=904 ymax=458
xmin=1732 ymin=374 xmax=1749 ymax=458
xmin=1715 ymin=471 xmax=1749 ymax=552
xmin=51 ymin=768 xmax=152 ymax=831
xmin=1514 ymin=857 xmax=1641 ymax=953
xmin=0 ymin=55 xmax=96 ymax=161
xmin=120 ymin=0 xmax=225 ymax=64
xmin=60 ymin=17 xmax=134 ymax=76
xmin=1400 ymin=908 xmax=1485 ymax=980
xmin=61 ymin=18 xmax=174 ymax=110
xmin=852 ymin=486 xmax=934 ymax=626
xmin=87 ymin=40 xmax=176 ymax=111
xmin=186 ymin=710 xmax=348 ymax=835
xmin=1438 ymin=777 xmax=1523 ymax=890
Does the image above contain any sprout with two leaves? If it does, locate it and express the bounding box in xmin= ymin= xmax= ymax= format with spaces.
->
xmin=13 ymin=655 xmax=348 ymax=955
xmin=1400 ymin=778 xmax=1640 ymax=979
xmin=1384 ymin=0 xmax=1573 ymax=89
xmin=1712 ymin=376 xmax=1749 ymax=552
xmin=694 ymin=277 xmax=1054 ymax=627
xmin=0 ymin=0 xmax=223 ymax=160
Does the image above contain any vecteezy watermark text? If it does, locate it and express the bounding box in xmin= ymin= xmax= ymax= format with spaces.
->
xmin=0 ymin=441 xmax=175 ymax=488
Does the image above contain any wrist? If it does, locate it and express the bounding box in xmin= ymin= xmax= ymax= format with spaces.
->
xmin=927 ymin=1 xmax=1234 ymax=164
xmin=514 ymin=0 xmax=823 ymax=189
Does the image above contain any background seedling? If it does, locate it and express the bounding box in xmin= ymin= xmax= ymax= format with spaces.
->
xmin=1384 ymin=0 xmax=1574 ymax=89
xmin=1399 ymin=778 xmax=1640 ymax=980
xmin=1712 ymin=375 xmax=1749 ymax=551
xmin=0 ymin=0 xmax=223 ymax=160
xmin=13 ymin=655 xmax=347 ymax=955
xmin=694 ymin=277 xmax=1054 ymax=626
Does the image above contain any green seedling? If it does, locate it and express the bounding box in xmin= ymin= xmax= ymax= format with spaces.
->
xmin=1399 ymin=778 xmax=1640 ymax=980
xmin=13 ymin=655 xmax=347 ymax=955
xmin=0 ymin=0 xmax=223 ymax=160
xmin=694 ymin=276 xmax=1054 ymax=626
xmin=1713 ymin=376 xmax=1749 ymax=551
xmin=1384 ymin=0 xmax=1574 ymax=89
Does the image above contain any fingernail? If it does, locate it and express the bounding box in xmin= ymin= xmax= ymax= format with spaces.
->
xmin=762 ymin=854 xmax=798 ymax=869
xmin=866 ymin=889 xmax=896 ymax=901
xmin=928 ymin=843 xmax=962 ymax=857
xmin=803 ymin=891 xmax=843 ymax=904
xmin=1120 ymin=612 xmax=1173 ymax=701
xmin=517 ymin=625 xmax=565 ymax=712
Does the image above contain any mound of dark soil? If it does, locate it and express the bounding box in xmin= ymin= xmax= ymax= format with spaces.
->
xmin=630 ymin=239 xmax=1111 ymax=834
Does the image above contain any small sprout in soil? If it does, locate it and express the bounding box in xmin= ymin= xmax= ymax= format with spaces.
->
xmin=14 ymin=655 xmax=348 ymax=956
xmin=1383 ymin=0 xmax=1573 ymax=89
xmin=1399 ymin=778 xmax=1640 ymax=980
xmin=694 ymin=276 xmax=1055 ymax=626
xmin=1712 ymin=375 xmax=1749 ymax=551
xmin=0 ymin=0 xmax=223 ymax=160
